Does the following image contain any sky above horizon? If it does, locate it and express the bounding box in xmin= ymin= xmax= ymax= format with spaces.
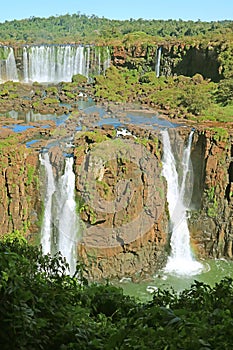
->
xmin=0 ymin=0 xmax=232 ymax=23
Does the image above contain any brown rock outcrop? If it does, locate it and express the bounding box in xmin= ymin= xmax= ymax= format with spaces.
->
xmin=189 ymin=129 xmax=233 ymax=258
xmin=74 ymin=129 xmax=168 ymax=280
xmin=0 ymin=142 xmax=40 ymax=239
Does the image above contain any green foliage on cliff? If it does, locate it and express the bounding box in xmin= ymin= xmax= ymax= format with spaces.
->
xmin=93 ymin=67 xmax=233 ymax=121
xmin=94 ymin=66 xmax=138 ymax=102
xmin=1 ymin=237 xmax=233 ymax=349
xmin=0 ymin=14 xmax=232 ymax=45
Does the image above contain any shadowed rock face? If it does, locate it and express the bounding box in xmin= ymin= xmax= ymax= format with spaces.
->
xmin=112 ymin=43 xmax=222 ymax=82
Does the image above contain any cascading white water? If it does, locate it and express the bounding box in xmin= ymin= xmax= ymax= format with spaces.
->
xmin=22 ymin=45 xmax=110 ymax=83
xmin=0 ymin=47 xmax=18 ymax=82
xmin=55 ymin=157 xmax=79 ymax=276
xmin=40 ymin=152 xmax=79 ymax=275
xmin=40 ymin=152 xmax=56 ymax=255
xmin=161 ymin=129 xmax=203 ymax=275
xmin=6 ymin=48 xmax=18 ymax=81
xmin=23 ymin=47 xmax=29 ymax=83
xmin=1 ymin=44 xmax=110 ymax=83
xmin=155 ymin=47 xmax=162 ymax=78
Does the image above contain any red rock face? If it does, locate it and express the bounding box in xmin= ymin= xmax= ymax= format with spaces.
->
xmin=0 ymin=125 xmax=232 ymax=279
xmin=74 ymin=129 xmax=168 ymax=280
xmin=74 ymin=127 xmax=233 ymax=280
xmin=189 ymin=129 xmax=233 ymax=259
xmin=0 ymin=144 xmax=40 ymax=239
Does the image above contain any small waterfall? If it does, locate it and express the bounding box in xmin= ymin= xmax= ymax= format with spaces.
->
xmin=0 ymin=46 xmax=18 ymax=82
xmin=40 ymin=152 xmax=56 ymax=255
xmin=155 ymin=47 xmax=162 ymax=78
xmin=161 ymin=129 xmax=203 ymax=275
xmin=40 ymin=152 xmax=79 ymax=275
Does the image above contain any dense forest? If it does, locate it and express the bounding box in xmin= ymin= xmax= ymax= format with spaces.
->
xmin=0 ymin=13 xmax=232 ymax=44
xmin=1 ymin=233 xmax=233 ymax=350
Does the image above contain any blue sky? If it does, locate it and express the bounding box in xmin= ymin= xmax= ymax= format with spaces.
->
xmin=0 ymin=0 xmax=232 ymax=23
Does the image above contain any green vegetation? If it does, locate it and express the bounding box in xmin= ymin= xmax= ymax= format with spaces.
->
xmin=26 ymin=164 xmax=36 ymax=186
xmin=1 ymin=235 xmax=233 ymax=349
xmin=72 ymin=74 xmax=88 ymax=84
xmin=0 ymin=14 xmax=232 ymax=45
xmin=93 ymin=68 xmax=233 ymax=122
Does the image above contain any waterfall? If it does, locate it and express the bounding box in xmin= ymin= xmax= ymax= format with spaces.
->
xmin=56 ymin=157 xmax=79 ymax=276
xmin=0 ymin=47 xmax=18 ymax=82
xmin=1 ymin=44 xmax=110 ymax=83
xmin=22 ymin=45 xmax=110 ymax=83
xmin=23 ymin=47 xmax=29 ymax=83
xmin=40 ymin=152 xmax=56 ymax=255
xmin=155 ymin=47 xmax=162 ymax=78
xmin=161 ymin=129 xmax=203 ymax=275
xmin=6 ymin=48 xmax=18 ymax=81
xmin=40 ymin=152 xmax=79 ymax=275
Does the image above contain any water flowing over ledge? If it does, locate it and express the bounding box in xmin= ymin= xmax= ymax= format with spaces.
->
xmin=0 ymin=45 xmax=111 ymax=83
xmin=161 ymin=129 xmax=203 ymax=276
xmin=40 ymin=151 xmax=79 ymax=275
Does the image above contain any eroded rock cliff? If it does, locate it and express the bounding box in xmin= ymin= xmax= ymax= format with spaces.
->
xmin=74 ymin=128 xmax=168 ymax=280
xmin=112 ymin=42 xmax=222 ymax=81
xmin=190 ymin=127 xmax=233 ymax=259
xmin=0 ymin=139 xmax=40 ymax=239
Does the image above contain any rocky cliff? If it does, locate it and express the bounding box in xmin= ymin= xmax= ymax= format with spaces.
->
xmin=0 ymin=123 xmax=232 ymax=280
xmin=190 ymin=127 xmax=233 ymax=259
xmin=0 ymin=138 xmax=40 ymax=239
xmin=73 ymin=126 xmax=233 ymax=280
xmin=1 ymin=42 xmax=223 ymax=84
xmin=112 ymin=42 xmax=222 ymax=81
xmin=74 ymin=128 xmax=168 ymax=280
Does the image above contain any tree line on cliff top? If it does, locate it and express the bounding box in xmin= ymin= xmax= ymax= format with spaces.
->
xmin=0 ymin=13 xmax=232 ymax=44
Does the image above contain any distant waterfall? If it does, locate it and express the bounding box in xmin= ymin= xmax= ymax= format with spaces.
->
xmin=23 ymin=45 xmax=88 ymax=83
xmin=40 ymin=152 xmax=79 ymax=275
xmin=0 ymin=47 xmax=18 ymax=82
xmin=161 ymin=129 xmax=203 ymax=275
xmin=0 ymin=45 xmax=111 ymax=83
xmin=155 ymin=47 xmax=162 ymax=78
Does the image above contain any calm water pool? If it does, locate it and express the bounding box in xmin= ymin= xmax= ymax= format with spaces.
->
xmin=113 ymin=259 xmax=233 ymax=301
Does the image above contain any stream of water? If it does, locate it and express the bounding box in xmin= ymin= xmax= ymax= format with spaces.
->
xmin=40 ymin=152 xmax=79 ymax=276
xmin=161 ymin=129 xmax=203 ymax=276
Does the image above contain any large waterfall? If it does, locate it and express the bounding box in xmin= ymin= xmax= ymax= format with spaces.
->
xmin=161 ymin=129 xmax=203 ymax=276
xmin=0 ymin=45 xmax=111 ymax=83
xmin=40 ymin=152 xmax=79 ymax=275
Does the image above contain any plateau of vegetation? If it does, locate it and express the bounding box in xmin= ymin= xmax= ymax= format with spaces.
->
xmin=93 ymin=65 xmax=233 ymax=123
xmin=0 ymin=14 xmax=233 ymax=124
xmin=0 ymin=233 xmax=233 ymax=350
xmin=0 ymin=13 xmax=232 ymax=45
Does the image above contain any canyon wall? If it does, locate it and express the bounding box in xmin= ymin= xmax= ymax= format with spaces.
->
xmin=73 ymin=127 xmax=233 ymax=280
xmin=190 ymin=128 xmax=233 ymax=259
xmin=0 ymin=127 xmax=232 ymax=279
